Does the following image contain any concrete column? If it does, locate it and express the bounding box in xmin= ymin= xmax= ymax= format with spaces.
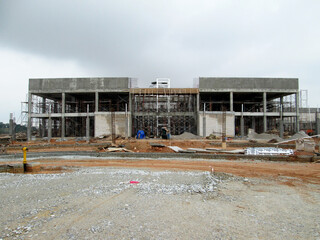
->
xmin=86 ymin=104 xmax=90 ymax=140
xmin=129 ymin=93 xmax=132 ymax=112
xmin=316 ymin=110 xmax=320 ymax=135
xmin=240 ymin=117 xmax=244 ymax=138
xmin=48 ymin=117 xmax=52 ymax=141
xmin=41 ymin=98 xmax=46 ymax=138
xmin=279 ymin=97 xmax=284 ymax=138
xmin=252 ymin=117 xmax=256 ymax=131
xmin=241 ymin=104 xmax=244 ymax=138
xmin=9 ymin=113 xmax=16 ymax=141
xmin=9 ymin=113 xmax=13 ymax=139
xmin=196 ymin=93 xmax=200 ymax=135
xmin=61 ymin=93 xmax=65 ymax=139
xmin=53 ymin=104 xmax=57 ymax=136
xmin=129 ymin=93 xmax=133 ymax=137
xmin=263 ymin=92 xmax=267 ymax=132
xmin=86 ymin=117 xmax=90 ymax=140
xmin=47 ymin=102 xmax=52 ymax=141
xmin=203 ymin=103 xmax=206 ymax=137
xmin=95 ymin=92 xmax=99 ymax=112
xmin=230 ymin=92 xmax=233 ymax=112
xmin=27 ymin=93 xmax=32 ymax=141
xmin=125 ymin=103 xmax=129 ymax=139
xmin=12 ymin=121 xmax=16 ymax=141
xmin=295 ymin=92 xmax=300 ymax=132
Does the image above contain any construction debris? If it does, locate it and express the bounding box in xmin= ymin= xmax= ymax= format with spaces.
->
xmin=0 ymin=144 xmax=8 ymax=154
xmin=0 ymin=135 xmax=11 ymax=144
xmin=206 ymin=134 xmax=218 ymax=140
xmin=247 ymin=129 xmax=282 ymax=143
xmin=15 ymin=132 xmax=27 ymax=141
xmin=168 ymin=146 xmax=246 ymax=154
xmin=287 ymin=131 xmax=309 ymax=141
xmin=171 ymin=132 xmax=202 ymax=140
xmin=276 ymin=132 xmax=320 ymax=145
xmin=103 ymin=147 xmax=133 ymax=153
xmin=295 ymin=139 xmax=315 ymax=152
xmin=150 ymin=143 xmax=166 ymax=148
xmin=167 ymin=146 xmax=196 ymax=153
xmin=245 ymin=147 xmax=294 ymax=156
xmin=206 ymin=148 xmax=245 ymax=154
xmin=187 ymin=148 xmax=209 ymax=153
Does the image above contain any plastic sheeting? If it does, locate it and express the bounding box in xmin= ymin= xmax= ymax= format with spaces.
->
xmin=245 ymin=147 xmax=294 ymax=156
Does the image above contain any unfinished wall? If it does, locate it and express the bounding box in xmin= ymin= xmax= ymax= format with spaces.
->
xmin=29 ymin=78 xmax=132 ymax=93
xmin=198 ymin=112 xmax=235 ymax=137
xmin=199 ymin=77 xmax=298 ymax=91
xmin=94 ymin=113 xmax=131 ymax=138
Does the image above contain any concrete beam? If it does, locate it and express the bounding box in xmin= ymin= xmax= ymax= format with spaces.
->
xmin=31 ymin=113 xmax=95 ymax=118
xmin=234 ymin=112 xmax=296 ymax=117
xmin=132 ymin=112 xmax=196 ymax=117
xmin=29 ymin=78 xmax=131 ymax=93
xmin=199 ymin=89 xmax=298 ymax=93
xmin=199 ymin=77 xmax=299 ymax=91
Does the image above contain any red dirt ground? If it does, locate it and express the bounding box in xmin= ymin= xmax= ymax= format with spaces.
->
xmin=18 ymin=158 xmax=320 ymax=185
xmin=4 ymin=139 xmax=320 ymax=185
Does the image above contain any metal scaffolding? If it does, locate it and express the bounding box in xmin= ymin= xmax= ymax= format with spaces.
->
xmin=131 ymin=88 xmax=198 ymax=137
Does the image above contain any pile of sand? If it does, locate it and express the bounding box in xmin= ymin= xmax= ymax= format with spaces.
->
xmin=171 ymin=132 xmax=202 ymax=140
xmin=247 ymin=129 xmax=283 ymax=142
xmin=286 ymin=131 xmax=309 ymax=140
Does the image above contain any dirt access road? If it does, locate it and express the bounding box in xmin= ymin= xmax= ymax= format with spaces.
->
xmin=14 ymin=157 xmax=319 ymax=185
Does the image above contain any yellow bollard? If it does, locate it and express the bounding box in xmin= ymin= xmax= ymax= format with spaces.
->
xmin=22 ymin=147 xmax=28 ymax=172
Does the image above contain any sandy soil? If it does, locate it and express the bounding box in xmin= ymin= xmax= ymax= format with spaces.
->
xmin=2 ymin=156 xmax=318 ymax=185
xmin=7 ymin=139 xmax=241 ymax=154
xmin=22 ymin=158 xmax=319 ymax=184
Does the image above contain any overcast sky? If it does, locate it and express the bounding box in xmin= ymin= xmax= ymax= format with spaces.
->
xmin=0 ymin=0 xmax=320 ymax=123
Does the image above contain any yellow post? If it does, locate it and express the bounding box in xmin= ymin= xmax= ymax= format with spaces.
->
xmin=22 ymin=147 xmax=28 ymax=172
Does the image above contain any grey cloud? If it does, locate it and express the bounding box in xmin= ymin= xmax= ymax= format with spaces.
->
xmin=0 ymin=0 xmax=320 ymax=90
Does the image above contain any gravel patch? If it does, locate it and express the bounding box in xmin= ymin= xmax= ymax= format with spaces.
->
xmin=0 ymin=168 xmax=319 ymax=239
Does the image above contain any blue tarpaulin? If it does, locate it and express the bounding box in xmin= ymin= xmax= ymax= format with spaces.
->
xmin=136 ymin=130 xmax=145 ymax=139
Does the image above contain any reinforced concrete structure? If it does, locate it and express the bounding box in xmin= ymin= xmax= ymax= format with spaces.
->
xmin=26 ymin=77 xmax=301 ymax=140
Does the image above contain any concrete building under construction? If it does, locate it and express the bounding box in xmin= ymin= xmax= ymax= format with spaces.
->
xmin=26 ymin=77 xmax=301 ymax=140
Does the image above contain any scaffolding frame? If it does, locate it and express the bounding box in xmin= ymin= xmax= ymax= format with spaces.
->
xmin=131 ymin=88 xmax=198 ymax=137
